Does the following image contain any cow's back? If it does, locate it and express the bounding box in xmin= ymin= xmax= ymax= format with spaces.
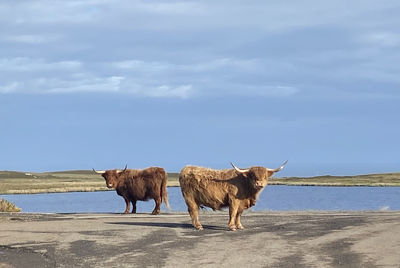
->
xmin=179 ymin=166 xmax=236 ymax=210
xmin=124 ymin=167 xmax=167 ymax=201
xmin=141 ymin=167 xmax=166 ymax=184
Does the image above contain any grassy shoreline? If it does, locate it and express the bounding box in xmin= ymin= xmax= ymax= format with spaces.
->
xmin=269 ymin=172 xmax=400 ymax=187
xmin=0 ymin=170 xmax=399 ymax=195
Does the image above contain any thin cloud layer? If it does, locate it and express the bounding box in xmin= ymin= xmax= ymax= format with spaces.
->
xmin=0 ymin=1 xmax=399 ymax=98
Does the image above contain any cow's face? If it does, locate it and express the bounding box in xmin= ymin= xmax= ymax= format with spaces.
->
xmin=246 ymin=167 xmax=273 ymax=189
xmin=231 ymin=161 xmax=287 ymax=190
xmin=102 ymin=170 xmax=120 ymax=189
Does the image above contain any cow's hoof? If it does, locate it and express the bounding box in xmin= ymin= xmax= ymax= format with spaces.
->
xmin=229 ymin=226 xmax=237 ymax=231
xmin=151 ymin=211 xmax=160 ymax=215
xmin=195 ymin=225 xmax=204 ymax=231
xmin=237 ymin=225 xmax=244 ymax=230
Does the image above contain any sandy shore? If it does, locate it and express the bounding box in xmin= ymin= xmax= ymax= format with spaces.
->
xmin=1 ymin=211 xmax=399 ymax=267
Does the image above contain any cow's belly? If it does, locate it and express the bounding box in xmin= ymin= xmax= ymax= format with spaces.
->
xmin=193 ymin=189 xmax=229 ymax=210
xmin=180 ymin=175 xmax=237 ymax=210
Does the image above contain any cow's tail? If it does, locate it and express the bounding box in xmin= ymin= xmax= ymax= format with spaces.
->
xmin=161 ymin=171 xmax=170 ymax=210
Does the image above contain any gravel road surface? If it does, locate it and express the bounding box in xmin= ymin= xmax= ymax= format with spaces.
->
xmin=1 ymin=211 xmax=399 ymax=267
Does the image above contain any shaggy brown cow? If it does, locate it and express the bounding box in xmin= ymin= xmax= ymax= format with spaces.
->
xmin=93 ymin=166 xmax=169 ymax=215
xmin=179 ymin=161 xmax=287 ymax=231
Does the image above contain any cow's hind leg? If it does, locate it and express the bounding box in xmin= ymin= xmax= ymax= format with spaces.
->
xmin=131 ymin=200 xmax=137 ymax=214
xmin=188 ymin=206 xmax=203 ymax=230
xmin=151 ymin=196 xmax=161 ymax=215
xmin=185 ymin=199 xmax=203 ymax=230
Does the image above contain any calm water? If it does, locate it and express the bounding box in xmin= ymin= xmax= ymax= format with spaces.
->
xmin=1 ymin=186 xmax=400 ymax=213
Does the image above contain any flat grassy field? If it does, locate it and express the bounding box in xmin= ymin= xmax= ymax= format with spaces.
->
xmin=0 ymin=170 xmax=180 ymax=194
xmin=269 ymin=173 xmax=400 ymax=187
xmin=0 ymin=170 xmax=399 ymax=194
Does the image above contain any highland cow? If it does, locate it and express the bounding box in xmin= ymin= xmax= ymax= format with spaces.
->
xmin=179 ymin=161 xmax=287 ymax=230
xmin=93 ymin=166 xmax=169 ymax=214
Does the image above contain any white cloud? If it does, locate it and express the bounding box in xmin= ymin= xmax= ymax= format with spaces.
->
xmin=141 ymin=85 xmax=193 ymax=99
xmin=1 ymin=1 xmax=399 ymax=99
xmin=112 ymin=60 xmax=171 ymax=72
xmin=7 ymin=1 xmax=102 ymax=24
xmin=0 ymin=76 xmax=124 ymax=94
xmin=2 ymin=34 xmax=62 ymax=44
xmin=1 ymin=0 xmax=203 ymax=27
xmin=0 ymin=61 xmax=194 ymax=97
xmin=3 ymin=0 xmax=395 ymax=32
xmin=185 ymin=58 xmax=261 ymax=72
xmin=217 ymin=85 xmax=299 ymax=98
xmin=0 ymin=82 xmax=19 ymax=93
xmin=132 ymin=1 xmax=203 ymax=15
xmin=256 ymin=86 xmax=299 ymax=97
xmin=112 ymin=58 xmax=260 ymax=74
xmin=360 ymin=32 xmax=400 ymax=47
xmin=46 ymin=76 xmax=124 ymax=94
xmin=111 ymin=58 xmax=284 ymax=98
xmin=0 ymin=57 xmax=196 ymax=97
xmin=0 ymin=58 xmax=82 ymax=72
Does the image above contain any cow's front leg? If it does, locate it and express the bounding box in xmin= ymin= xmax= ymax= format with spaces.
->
xmin=235 ymin=209 xmax=244 ymax=230
xmin=131 ymin=200 xmax=137 ymax=214
xmin=152 ymin=197 xmax=161 ymax=215
xmin=123 ymin=196 xmax=130 ymax=214
xmin=228 ymin=203 xmax=239 ymax=231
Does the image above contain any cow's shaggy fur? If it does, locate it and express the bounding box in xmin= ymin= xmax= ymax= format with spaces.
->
xmin=179 ymin=165 xmax=282 ymax=231
xmin=100 ymin=167 xmax=169 ymax=214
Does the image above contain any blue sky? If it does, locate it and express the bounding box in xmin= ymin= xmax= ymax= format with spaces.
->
xmin=1 ymin=1 xmax=399 ymax=176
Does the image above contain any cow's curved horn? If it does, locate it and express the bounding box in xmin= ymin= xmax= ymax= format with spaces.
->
xmin=92 ymin=168 xmax=105 ymax=174
xmin=231 ymin=162 xmax=249 ymax=173
xmin=117 ymin=164 xmax=128 ymax=174
xmin=267 ymin=160 xmax=288 ymax=172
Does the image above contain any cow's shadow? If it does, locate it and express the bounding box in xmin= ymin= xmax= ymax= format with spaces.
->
xmin=108 ymin=221 xmax=226 ymax=231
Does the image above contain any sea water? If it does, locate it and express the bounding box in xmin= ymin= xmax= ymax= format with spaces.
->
xmin=1 ymin=186 xmax=399 ymax=213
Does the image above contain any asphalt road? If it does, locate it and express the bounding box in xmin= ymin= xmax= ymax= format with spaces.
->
xmin=1 ymin=211 xmax=399 ymax=268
